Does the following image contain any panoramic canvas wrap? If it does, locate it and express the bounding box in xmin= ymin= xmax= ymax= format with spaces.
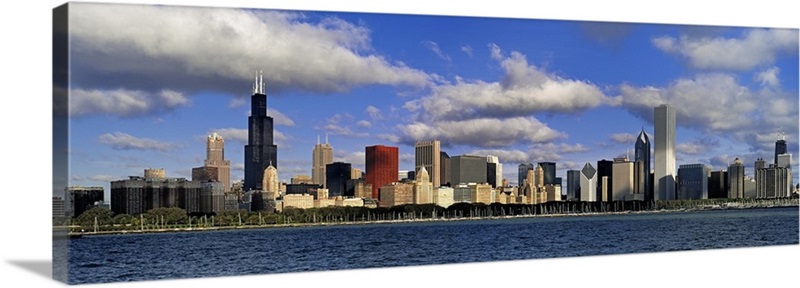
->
xmin=52 ymin=1 xmax=800 ymax=285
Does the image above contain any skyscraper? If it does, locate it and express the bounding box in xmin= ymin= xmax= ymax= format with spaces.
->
xmin=487 ymin=155 xmax=503 ymax=188
xmin=728 ymin=158 xmax=745 ymax=199
xmin=775 ymin=137 xmax=787 ymax=166
xmin=518 ymin=163 xmax=534 ymax=187
xmin=580 ymin=162 xmax=597 ymax=202
xmin=326 ymin=162 xmax=353 ymax=197
xmin=567 ymin=170 xmax=581 ymax=201
xmin=634 ymin=128 xmax=651 ymax=200
xmin=312 ymin=135 xmax=333 ymax=187
xmin=451 ymin=155 xmax=487 ymax=185
xmin=415 ymin=140 xmax=441 ymax=187
xmin=654 ymin=104 xmax=676 ymax=201
xmin=596 ymin=159 xmax=613 ymax=201
xmin=262 ymin=164 xmax=279 ymax=195
xmin=677 ymin=164 xmax=709 ymax=200
xmin=244 ymin=72 xmax=278 ymax=191
xmin=440 ymin=151 xmax=451 ymax=187
xmin=537 ymin=162 xmax=556 ymax=185
xmin=192 ymin=133 xmax=231 ymax=191
xmin=366 ymin=145 xmax=398 ymax=199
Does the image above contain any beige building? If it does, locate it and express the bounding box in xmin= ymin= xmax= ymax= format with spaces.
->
xmin=191 ymin=133 xmax=231 ymax=191
xmin=315 ymin=198 xmax=336 ymax=208
xmin=262 ymin=164 xmax=279 ymax=195
xmin=473 ymin=183 xmax=493 ymax=205
xmin=145 ymin=168 xmax=166 ymax=179
xmin=312 ymin=136 xmax=334 ymax=187
xmin=612 ymin=157 xmax=634 ymax=201
xmin=415 ymin=140 xmax=441 ymax=187
xmin=351 ymin=168 xmax=363 ymax=179
xmin=433 ymin=187 xmax=454 ymax=208
xmin=283 ymin=194 xmax=315 ymax=209
xmin=340 ymin=197 xmax=364 ymax=207
xmin=413 ymin=167 xmax=434 ymax=204
xmin=545 ymin=185 xmax=562 ymax=202
xmin=291 ymin=175 xmax=312 ymax=184
xmin=354 ymin=180 xmax=373 ymax=199
xmin=379 ymin=182 xmax=414 ymax=207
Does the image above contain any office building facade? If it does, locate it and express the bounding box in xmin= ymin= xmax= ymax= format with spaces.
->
xmin=677 ymin=164 xmax=709 ymax=200
xmin=366 ymin=145 xmax=399 ymax=199
xmin=326 ymin=162 xmax=353 ymax=197
xmin=580 ymin=162 xmax=597 ymax=202
xmin=728 ymin=158 xmax=745 ymax=199
xmin=312 ymin=136 xmax=333 ymax=187
xmin=451 ymin=155 xmax=487 ymax=185
xmin=635 ymin=129 xmax=651 ymax=200
xmin=654 ymin=104 xmax=676 ymax=201
xmin=415 ymin=140 xmax=441 ymax=187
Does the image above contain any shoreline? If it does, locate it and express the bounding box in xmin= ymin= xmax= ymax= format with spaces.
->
xmin=58 ymin=201 xmax=799 ymax=238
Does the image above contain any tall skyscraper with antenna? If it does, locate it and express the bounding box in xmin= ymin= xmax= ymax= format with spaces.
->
xmin=244 ymin=71 xmax=278 ymax=191
xmin=312 ymin=134 xmax=334 ymax=187
xmin=775 ymin=132 xmax=787 ymax=166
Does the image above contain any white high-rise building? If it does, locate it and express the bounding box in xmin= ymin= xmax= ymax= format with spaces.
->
xmin=312 ymin=135 xmax=333 ymax=187
xmin=654 ymin=104 xmax=676 ymax=201
xmin=580 ymin=162 xmax=597 ymax=202
xmin=487 ymin=155 xmax=503 ymax=188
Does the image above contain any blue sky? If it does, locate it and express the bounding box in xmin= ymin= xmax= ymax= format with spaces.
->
xmin=61 ymin=2 xmax=799 ymax=198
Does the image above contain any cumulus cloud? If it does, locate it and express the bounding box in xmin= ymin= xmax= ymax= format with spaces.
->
xmin=755 ymin=66 xmax=781 ymax=87
xmin=609 ymin=133 xmax=636 ymax=144
xmin=461 ymin=45 xmax=473 ymax=57
xmin=87 ymin=175 xmax=120 ymax=182
xmin=397 ymin=117 xmax=564 ymax=148
xmin=618 ymin=72 xmax=797 ymax=154
xmin=676 ymin=137 xmax=720 ymax=155
xmin=98 ymin=132 xmax=179 ymax=151
xmin=652 ymin=28 xmax=798 ymax=70
xmin=267 ymin=108 xmax=295 ymax=126
xmin=421 ymin=40 xmax=451 ymax=62
xmin=365 ymin=105 xmax=382 ymax=120
xmin=469 ymin=143 xmax=589 ymax=164
xmin=410 ymin=44 xmax=608 ymax=122
xmin=334 ymin=150 xmax=366 ymax=167
xmin=357 ymin=120 xmax=372 ymax=128
xmin=210 ymin=128 xmax=248 ymax=143
xmin=68 ymin=3 xmax=432 ymax=108
xmin=70 ymin=88 xmax=189 ymax=117
xmin=618 ymin=73 xmax=756 ymax=131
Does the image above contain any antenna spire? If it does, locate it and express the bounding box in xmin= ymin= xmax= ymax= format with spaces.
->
xmin=325 ymin=133 xmax=329 ymax=144
xmin=317 ymin=134 xmax=320 ymax=145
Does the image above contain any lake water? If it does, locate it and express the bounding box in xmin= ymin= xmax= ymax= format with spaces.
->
xmin=63 ymin=207 xmax=799 ymax=284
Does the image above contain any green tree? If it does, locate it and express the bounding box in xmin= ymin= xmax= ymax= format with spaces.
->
xmin=75 ymin=207 xmax=114 ymax=228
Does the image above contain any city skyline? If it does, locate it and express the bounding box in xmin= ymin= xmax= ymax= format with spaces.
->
xmin=61 ymin=3 xmax=799 ymax=200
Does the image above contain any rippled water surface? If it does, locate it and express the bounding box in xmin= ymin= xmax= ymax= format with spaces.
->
xmin=66 ymin=207 xmax=799 ymax=284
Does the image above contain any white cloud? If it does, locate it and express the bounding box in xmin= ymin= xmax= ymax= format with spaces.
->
xmin=232 ymin=163 xmax=245 ymax=171
xmin=377 ymin=134 xmax=400 ymax=143
xmin=619 ymin=73 xmax=756 ymax=131
xmin=676 ymin=137 xmax=719 ymax=155
xmin=755 ymin=66 xmax=781 ymax=87
xmin=69 ymin=3 xmax=432 ymax=97
xmin=70 ymin=88 xmax=189 ymax=117
xmin=411 ymin=44 xmax=608 ymax=121
xmin=470 ymin=143 xmax=589 ymax=165
xmin=357 ymin=120 xmax=372 ymax=128
xmin=652 ymin=28 xmax=798 ymax=70
xmin=228 ymin=97 xmax=247 ymax=108
xmin=468 ymin=149 xmax=529 ymax=163
xmin=461 ymin=45 xmax=473 ymax=57
xmin=365 ymin=105 xmax=382 ymax=120
xmin=397 ymin=117 xmax=564 ymax=148
xmin=334 ymin=150 xmax=366 ymax=167
xmin=267 ymin=108 xmax=295 ymax=126
xmin=98 ymin=132 xmax=179 ymax=151
xmin=421 ymin=40 xmax=451 ymax=62
xmin=210 ymin=128 xmax=249 ymax=143
xmin=324 ymin=124 xmax=368 ymax=137
xmin=609 ymin=133 xmax=635 ymax=144
xmin=87 ymin=175 xmax=119 ymax=182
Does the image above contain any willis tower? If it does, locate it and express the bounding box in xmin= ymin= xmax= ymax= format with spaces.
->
xmin=244 ymin=71 xmax=278 ymax=191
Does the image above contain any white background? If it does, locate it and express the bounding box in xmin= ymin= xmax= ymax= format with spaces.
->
xmin=1 ymin=1 xmax=798 ymax=287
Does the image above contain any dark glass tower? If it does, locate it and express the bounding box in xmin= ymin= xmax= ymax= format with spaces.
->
xmin=635 ymin=128 xmax=651 ymax=201
xmin=775 ymin=138 xmax=787 ymax=165
xmin=518 ymin=163 xmax=534 ymax=187
xmin=538 ymin=162 xmax=556 ymax=185
xmin=244 ymin=72 xmax=278 ymax=191
xmin=326 ymin=162 xmax=353 ymax=197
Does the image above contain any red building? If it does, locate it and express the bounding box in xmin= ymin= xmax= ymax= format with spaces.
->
xmin=365 ymin=145 xmax=399 ymax=199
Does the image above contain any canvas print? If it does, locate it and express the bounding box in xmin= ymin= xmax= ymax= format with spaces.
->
xmin=52 ymin=1 xmax=799 ymax=285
